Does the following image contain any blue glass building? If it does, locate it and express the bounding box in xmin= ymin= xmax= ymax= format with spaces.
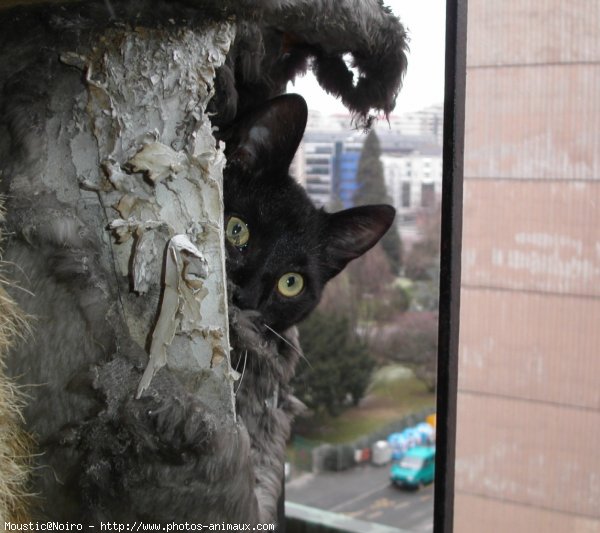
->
xmin=332 ymin=142 xmax=361 ymax=208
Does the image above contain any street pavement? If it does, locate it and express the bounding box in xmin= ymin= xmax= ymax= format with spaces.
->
xmin=285 ymin=463 xmax=433 ymax=532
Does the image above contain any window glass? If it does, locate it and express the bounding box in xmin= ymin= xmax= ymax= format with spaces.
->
xmin=285 ymin=2 xmax=446 ymax=531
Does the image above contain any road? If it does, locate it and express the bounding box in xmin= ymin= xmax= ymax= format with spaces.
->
xmin=285 ymin=464 xmax=433 ymax=532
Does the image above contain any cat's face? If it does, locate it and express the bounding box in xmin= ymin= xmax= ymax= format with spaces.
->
xmin=223 ymin=94 xmax=395 ymax=332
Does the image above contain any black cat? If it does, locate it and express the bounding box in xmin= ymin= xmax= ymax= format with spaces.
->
xmin=220 ymin=93 xmax=395 ymax=524
xmin=222 ymin=93 xmax=395 ymax=332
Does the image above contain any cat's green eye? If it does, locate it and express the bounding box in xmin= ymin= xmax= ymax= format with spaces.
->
xmin=226 ymin=216 xmax=250 ymax=248
xmin=277 ymin=272 xmax=304 ymax=298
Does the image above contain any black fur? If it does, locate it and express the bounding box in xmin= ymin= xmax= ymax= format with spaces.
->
xmin=208 ymin=0 xmax=409 ymax=129
xmin=223 ymin=94 xmax=395 ymax=332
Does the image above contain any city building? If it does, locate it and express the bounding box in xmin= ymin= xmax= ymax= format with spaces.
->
xmin=386 ymin=103 xmax=444 ymax=145
xmin=331 ymin=145 xmax=361 ymax=209
xmin=295 ymin=113 xmax=442 ymax=210
xmin=455 ymin=3 xmax=600 ymax=532
xmin=301 ymin=134 xmax=334 ymax=207
xmin=297 ymin=130 xmax=363 ymax=208
xmin=381 ymin=151 xmax=442 ymax=246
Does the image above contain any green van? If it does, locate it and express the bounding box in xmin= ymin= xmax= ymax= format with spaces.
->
xmin=390 ymin=446 xmax=436 ymax=489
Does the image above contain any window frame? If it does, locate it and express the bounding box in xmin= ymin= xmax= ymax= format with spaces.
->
xmin=433 ymin=0 xmax=468 ymax=532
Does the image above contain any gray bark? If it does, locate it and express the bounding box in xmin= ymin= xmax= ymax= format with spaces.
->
xmin=0 ymin=2 xmax=241 ymax=520
xmin=66 ymin=22 xmax=238 ymax=415
xmin=5 ymin=11 xmax=236 ymax=415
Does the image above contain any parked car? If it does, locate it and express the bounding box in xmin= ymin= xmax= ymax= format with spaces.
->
xmin=390 ymin=446 xmax=435 ymax=489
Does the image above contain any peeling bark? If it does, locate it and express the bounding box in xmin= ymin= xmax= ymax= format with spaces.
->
xmin=67 ymin=19 xmax=237 ymax=416
xmin=0 ymin=3 xmax=240 ymax=519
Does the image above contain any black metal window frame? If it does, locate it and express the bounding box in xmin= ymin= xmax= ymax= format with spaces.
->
xmin=434 ymin=1 xmax=467 ymax=532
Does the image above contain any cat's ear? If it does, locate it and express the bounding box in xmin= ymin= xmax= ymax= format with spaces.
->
xmin=323 ymin=205 xmax=396 ymax=278
xmin=226 ymin=93 xmax=308 ymax=174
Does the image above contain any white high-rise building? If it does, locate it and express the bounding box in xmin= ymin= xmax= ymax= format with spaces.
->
xmin=381 ymin=151 xmax=442 ymax=246
xmin=303 ymin=141 xmax=334 ymax=207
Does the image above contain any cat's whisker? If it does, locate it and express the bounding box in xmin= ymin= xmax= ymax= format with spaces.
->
xmin=263 ymin=324 xmax=312 ymax=369
xmin=234 ymin=350 xmax=248 ymax=396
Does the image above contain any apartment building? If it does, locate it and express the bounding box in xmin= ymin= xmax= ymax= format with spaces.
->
xmin=455 ymin=3 xmax=600 ymax=532
xmin=296 ymin=124 xmax=441 ymax=209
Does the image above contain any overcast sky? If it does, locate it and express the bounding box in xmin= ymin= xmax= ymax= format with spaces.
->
xmin=287 ymin=0 xmax=447 ymax=115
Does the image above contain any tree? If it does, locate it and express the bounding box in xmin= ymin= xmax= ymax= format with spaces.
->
xmin=346 ymin=243 xmax=408 ymax=327
xmin=373 ymin=311 xmax=438 ymax=392
xmin=353 ymin=130 xmax=404 ymax=273
xmin=405 ymin=202 xmax=442 ymax=281
xmin=1 ymin=6 xmax=238 ymax=521
xmin=293 ymin=311 xmax=375 ymax=416
xmin=347 ymin=242 xmax=395 ymax=297
xmin=403 ymin=202 xmax=441 ymax=312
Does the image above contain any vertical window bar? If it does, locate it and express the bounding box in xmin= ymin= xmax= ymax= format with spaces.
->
xmin=434 ymin=0 xmax=468 ymax=532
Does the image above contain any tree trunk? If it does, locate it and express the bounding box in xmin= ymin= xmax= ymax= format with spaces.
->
xmin=0 ymin=1 xmax=239 ymax=521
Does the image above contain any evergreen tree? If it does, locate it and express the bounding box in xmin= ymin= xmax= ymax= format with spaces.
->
xmin=353 ymin=130 xmax=403 ymax=273
xmin=293 ymin=310 xmax=375 ymax=416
